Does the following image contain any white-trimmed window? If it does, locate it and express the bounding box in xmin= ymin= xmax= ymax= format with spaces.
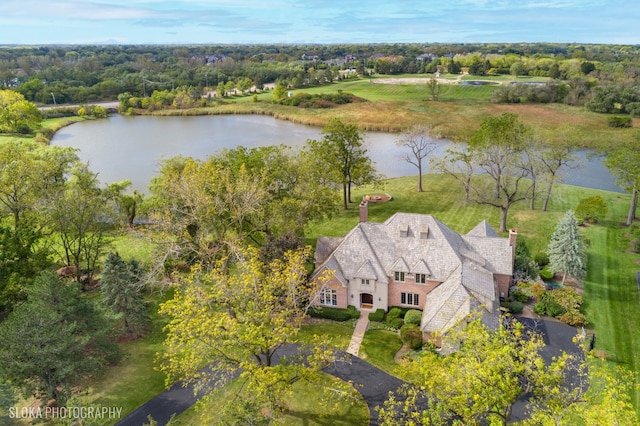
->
xmin=394 ymin=271 xmax=405 ymax=282
xmin=361 ymin=278 xmax=370 ymax=285
xmin=320 ymin=288 xmax=337 ymax=306
xmin=415 ymin=273 xmax=427 ymax=284
xmin=401 ymin=292 xmax=420 ymax=306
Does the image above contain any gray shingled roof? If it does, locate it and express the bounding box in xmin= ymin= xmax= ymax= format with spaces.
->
xmin=466 ymin=220 xmax=500 ymax=237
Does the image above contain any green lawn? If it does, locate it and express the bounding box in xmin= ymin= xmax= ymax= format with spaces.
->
xmin=294 ymin=319 xmax=355 ymax=350
xmin=358 ymin=329 xmax=404 ymax=377
xmin=75 ymin=294 xmax=170 ymax=426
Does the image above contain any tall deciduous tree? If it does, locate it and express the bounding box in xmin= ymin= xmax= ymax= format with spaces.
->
xmin=149 ymin=146 xmax=336 ymax=271
xmin=0 ymin=271 xmax=121 ymax=406
xmin=100 ymin=252 xmax=149 ymax=337
xmin=603 ymin=142 xmax=640 ymax=226
xmin=536 ymin=138 xmax=577 ymax=212
xmin=0 ymin=90 xmax=41 ymax=134
xmin=158 ymin=246 xmax=343 ymax=424
xmin=467 ymin=113 xmax=534 ymax=232
xmin=0 ymin=141 xmax=76 ymax=229
xmin=396 ymin=125 xmax=438 ymax=192
xmin=547 ymin=210 xmax=587 ymax=285
xmin=431 ymin=142 xmax=475 ymax=202
xmin=305 ymin=118 xmax=379 ymax=209
xmin=47 ymin=164 xmax=114 ymax=285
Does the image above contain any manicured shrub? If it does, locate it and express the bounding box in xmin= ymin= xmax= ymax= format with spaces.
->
xmin=540 ymin=266 xmax=554 ymax=280
xmin=368 ymin=308 xmax=386 ymax=322
xmin=500 ymin=301 xmax=524 ymax=314
xmin=531 ymin=282 xmax=546 ymax=301
xmin=510 ymin=288 xmax=531 ymax=303
xmin=404 ymin=309 xmax=422 ymax=326
xmin=387 ymin=306 xmax=412 ymax=318
xmin=387 ymin=307 xmax=403 ymax=320
xmin=557 ymin=310 xmax=588 ymax=327
xmin=347 ymin=305 xmax=361 ymax=319
xmin=386 ymin=317 xmax=404 ymax=330
xmin=400 ymin=324 xmax=423 ymax=349
xmin=308 ymin=306 xmax=352 ymax=321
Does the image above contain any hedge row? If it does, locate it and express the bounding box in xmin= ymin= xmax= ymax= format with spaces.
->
xmin=308 ymin=306 xmax=360 ymax=321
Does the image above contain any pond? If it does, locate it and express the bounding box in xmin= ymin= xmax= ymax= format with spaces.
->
xmin=459 ymin=80 xmax=500 ymax=86
xmin=51 ymin=114 xmax=621 ymax=194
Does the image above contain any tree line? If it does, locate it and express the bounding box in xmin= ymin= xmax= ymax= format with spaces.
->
xmin=2 ymin=43 xmax=640 ymax=113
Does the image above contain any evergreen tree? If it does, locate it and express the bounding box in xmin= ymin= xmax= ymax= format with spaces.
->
xmin=547 ymin=211 xmax=587 ymax=285
xmin=0 ymin=272 xmax=121 ymax=406
xmin=100 ymin=252 xmax=149 ymax=337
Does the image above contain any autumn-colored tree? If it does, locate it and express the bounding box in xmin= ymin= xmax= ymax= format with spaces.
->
xmin=378 ymin=315 xmax=595 ymax=426
xmin=157 ymin=246 xmax=344 ymax=424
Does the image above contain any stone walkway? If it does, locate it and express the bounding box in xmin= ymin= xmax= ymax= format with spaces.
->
xmin=347 ymin=310 xmax=370 ymax=356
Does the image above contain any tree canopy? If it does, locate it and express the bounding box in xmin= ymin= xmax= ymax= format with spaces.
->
xmin=0 ymin=271 xmax=121 ymax=406
xmin=0 ymin=90 xmax=41 ymax=134
xmin=305 ymin=118 xmax=379 ymax=209
xmin=467 ymin=113 xmax=533 ymax=232
xmin=157 ymin=246 xmax=344 ymax=424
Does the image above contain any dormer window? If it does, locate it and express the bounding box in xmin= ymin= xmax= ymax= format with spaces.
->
xmin=416 ymin=273 xmax=427 ymax=284
xmin=394 ymin=271 xmax=405 ymax=282
xmin=420 ymin=226 xmax=429 ymax=239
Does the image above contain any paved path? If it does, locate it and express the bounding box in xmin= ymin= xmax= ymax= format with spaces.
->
xmin=347 ymin=311 xmax=370 ymax=356
xmin=116 ymin=318 xmax=580 ymax=426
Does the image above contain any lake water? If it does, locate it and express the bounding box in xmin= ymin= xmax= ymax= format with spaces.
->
xmin=51 ymin=114 xmax=621 ymax=193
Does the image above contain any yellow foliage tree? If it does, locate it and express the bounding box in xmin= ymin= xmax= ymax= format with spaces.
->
xmin=157 ymin=246 xmax=346 ymax=424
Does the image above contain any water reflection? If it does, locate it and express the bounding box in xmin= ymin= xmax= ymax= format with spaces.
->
xmin=51 ymin=114 xmax=621 ymax=194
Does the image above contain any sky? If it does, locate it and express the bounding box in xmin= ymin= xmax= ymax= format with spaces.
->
xmin=1 ymin=0 xmax=639 ymax=45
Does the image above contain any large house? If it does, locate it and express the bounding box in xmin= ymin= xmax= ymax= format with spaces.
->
xmin=312 ymin=201 xmax=516 ymax=342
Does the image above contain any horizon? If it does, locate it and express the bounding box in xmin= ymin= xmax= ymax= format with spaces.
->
xmin=1 ymin=1 xmax=639 ymax=46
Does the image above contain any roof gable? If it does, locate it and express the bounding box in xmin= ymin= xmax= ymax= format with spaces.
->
xmin=467 ymin=220 xmax=499 ymax=237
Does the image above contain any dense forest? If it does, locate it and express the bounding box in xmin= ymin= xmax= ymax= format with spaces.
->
xmin=1 ymin=43 xmax=640 ymax=115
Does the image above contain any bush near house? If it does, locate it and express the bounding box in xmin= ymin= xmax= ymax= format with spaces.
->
xmin=385 ymin=307 xmax=405 ymax=329
xmin=308 ymin=306 xmax=353 ymax=321
xmin=404 ymin=309 xmax=422 ymax=326
xmin=400 ymin=324 xmax=423 ymax=349
xmin=533 ymin=287 xmax=587 ymax=326
xmin=500 ymin=301 xmax=524 ymax=314
xmin=368 ymin=308 xmax=386 ymax=322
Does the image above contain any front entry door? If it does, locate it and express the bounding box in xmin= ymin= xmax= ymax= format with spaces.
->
xmin=360 ymin=293 xmax=373 ymax=309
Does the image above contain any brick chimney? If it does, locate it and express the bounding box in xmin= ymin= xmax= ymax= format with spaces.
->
xmin=509 ymin=228 xmax=517 ymax=262
xmin=359 ymin=200 xmax=368 ymax=222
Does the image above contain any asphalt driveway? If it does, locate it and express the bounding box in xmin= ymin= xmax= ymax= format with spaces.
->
xmin=116 ymin=318 xmax=581 ymax=426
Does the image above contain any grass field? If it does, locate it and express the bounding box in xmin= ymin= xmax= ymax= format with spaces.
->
xmin=208 ymin=76 xmax=639 ymax=148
